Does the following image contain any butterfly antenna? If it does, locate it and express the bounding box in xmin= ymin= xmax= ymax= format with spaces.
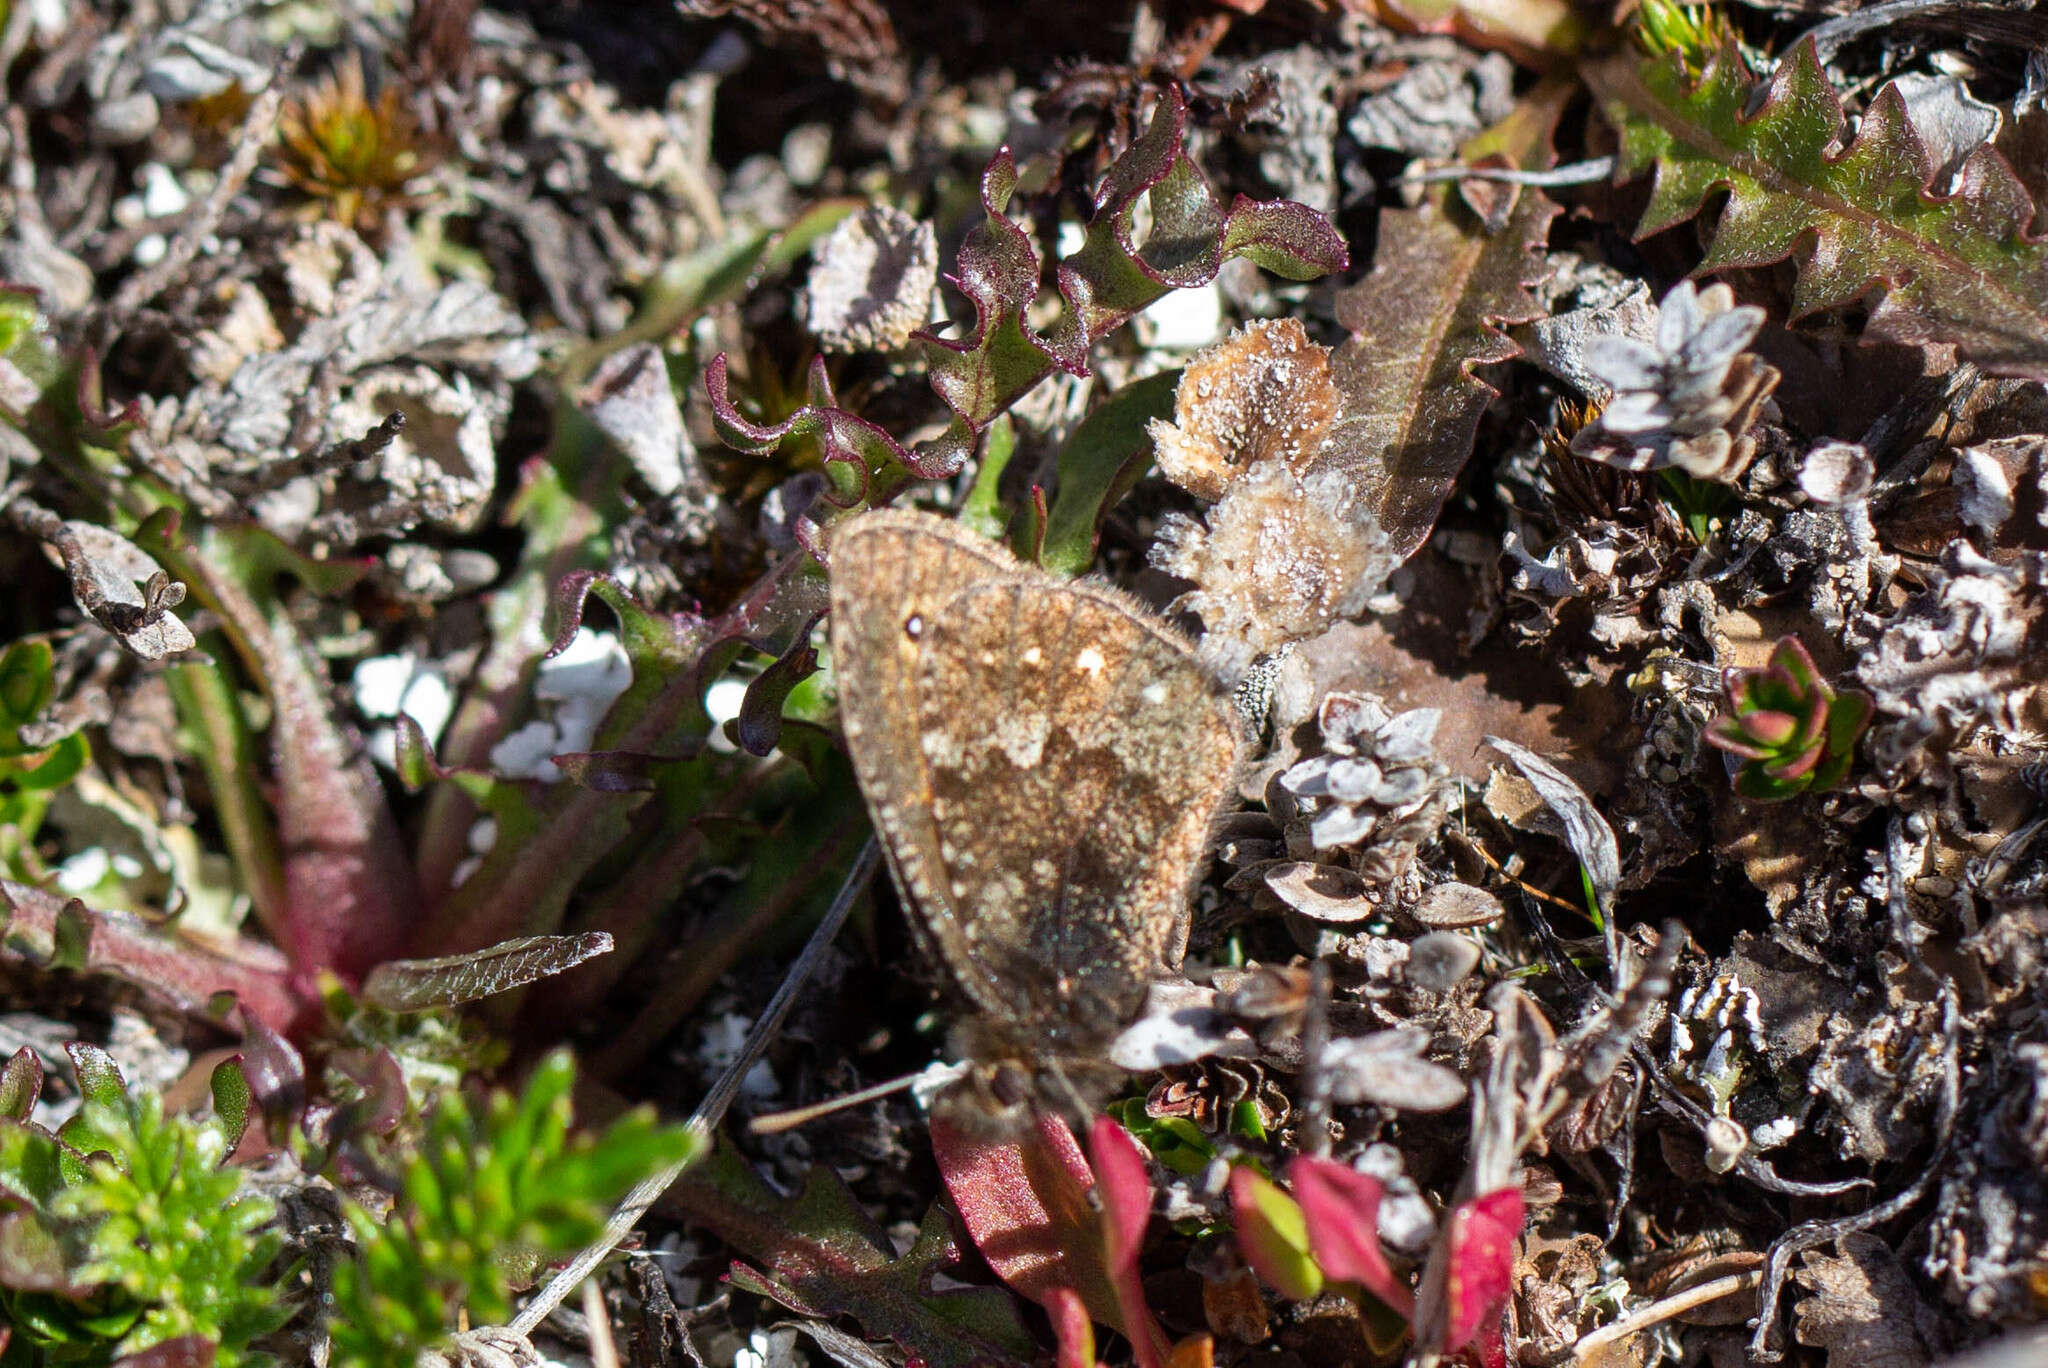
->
xmin=510 ymin=837 xmax=881 ymax=1337
xmin=749 ymin=1062 xmax=965 ymax=1134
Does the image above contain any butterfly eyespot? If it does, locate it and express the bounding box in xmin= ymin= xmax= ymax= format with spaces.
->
xmin=903 ymin=612 xmax=925 ymax=639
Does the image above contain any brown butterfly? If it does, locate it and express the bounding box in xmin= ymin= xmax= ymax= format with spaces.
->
xmin=828 ymin=509 xmax=1241 ymax=1124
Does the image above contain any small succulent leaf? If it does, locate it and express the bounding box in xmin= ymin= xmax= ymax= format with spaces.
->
xmin=1439 ymin=1187 xmax=1523 ymax=1355
xmin=1768 ymin=635 xmax=1823 ymax=695
xmin=1041 ymin=369 xmax=1182 ymax=576
xmin=0 ymin=1118 xmax=65 ymax=1209
xmin=1826 ymin=690 xmax=1873 ymax=754
xmin=1704 ymin=716 xmax=1774 ymax=761
xmin=671 ymin=1140 xmax=1038 ymax=1368
xmin=235 ymin=1007 xmax=307 ymax=1132
xmin=207 ymin=1057 xmax=252 ymax=1156
xmin=1288 ymin=1157 xmax=1414 ymax=1315
xmin=1734 ymin=765 xmax=1806 ymax=802
xmin=1788 ymin=695 xmax=1831 ymax=756
xmin=1587 ymin=32 xmax=2048 ymax=377
xmin=1327 ymin=80 xmax=1568 ymax=564
xmin=0 ymin=1047 xmax=43 ymax=1121
xmin=1736 ymin=709 xmax=1800 ymax=748
xmin=1762 ymin=741 xmax=1825 ymax=783
xmin=64 ymin=1042 xmax=127 ymax=1113
xmin=359 ymin=932 xmax=616 ymax=1011
xmin=1227 ymin=1166 xmax=1323 ymax=1302
xmin=930 ymin=1110 xmax=1122 ymax=1331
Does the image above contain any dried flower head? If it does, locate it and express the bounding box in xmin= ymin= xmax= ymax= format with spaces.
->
xmin=1149 ymin=318 xmax=1338 ymax=501
xmin=1570 ymin=279 xmax=1780 ymax=484
xmin=1705 ymin=635 xmax=1871 ymax=801
xmin=1153 ymin=463 xmax=1393 ymax=681
xmin=275 ymin=61 xmax=442 ymax=235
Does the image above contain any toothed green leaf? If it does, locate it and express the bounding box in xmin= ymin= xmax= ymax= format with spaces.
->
xmin=1589 ymin=27 xmax=2048 ymax=378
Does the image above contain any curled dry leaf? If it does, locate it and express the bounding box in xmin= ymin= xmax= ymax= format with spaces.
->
xmin=1412 ymin=881 xmax=1505 ymax=929
xmin=1321 ymin=1030 xmax=1468 ymax=1111
xmin=1263 ymin=860 xmax=1374 ymax=922
xmin=53 ymin=521 xmax=195 ymax=660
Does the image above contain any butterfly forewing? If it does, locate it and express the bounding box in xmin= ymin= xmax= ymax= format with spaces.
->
xmin=828 ymin=509 xmax=1240 ymax=1067
xmin=914 ymin=577 xmax=1239 ymax=1051
xmin=828 ymin=511 xmax=1021 ymax=990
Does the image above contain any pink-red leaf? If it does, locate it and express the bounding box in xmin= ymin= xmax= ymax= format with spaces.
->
xmin=1289 ymin=1157 xmax=1415 ymax=1315
xmin=1439 ymin=1187 xmax=1523 ymax=1356
xmin=931 ymin=1111 xmax=1119 ymax=1327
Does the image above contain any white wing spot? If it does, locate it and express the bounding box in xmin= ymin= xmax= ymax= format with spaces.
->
xmin=1076 ymin=645 xmax=1105 ymax=675
xmin=903 ymin=613 xmax=925 ymax=639
xmin=1022 ymin=646 xmax=1043 ymax=666
xmin=1140 ymin=682 xmax=1168 ymax=706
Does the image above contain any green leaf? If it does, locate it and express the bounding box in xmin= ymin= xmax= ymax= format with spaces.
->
xmin=1589 ymin=24 xmax=2048 ymax=378
xmin=207 ymin=1061 xmax=251 ymax=1156
xmin=11 ymin=733 xmax=87 ymax=793
xmin=0 ymin=641 xmax=54 ymax=729
xmin=1039 ymin=368 xmax=1181 ymax=577
xmin=326 ymin=1050 xmax=701 ymax=1368
xmin=1227 ymin=1167 xmax=1323 ymax=1302
xmin=65 ymin=1044 xmax=127 ymax=1114
xmin=0 ymin=1048 xmax=43 ymax=1122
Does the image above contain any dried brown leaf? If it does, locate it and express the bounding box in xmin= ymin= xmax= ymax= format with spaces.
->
xmin=1324 ymin=80 xmax=1568 ymax=562
xmin=1790 ymin=1234 xmax=1935 ymax=1368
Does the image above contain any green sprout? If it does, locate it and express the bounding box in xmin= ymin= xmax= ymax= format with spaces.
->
xmin=1704 ymin=636 xmax=1871 ymax=802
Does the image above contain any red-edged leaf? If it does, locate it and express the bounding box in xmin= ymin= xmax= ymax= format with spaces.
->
xmin=1086 ymin=1116 xmax=1171 ymax=1368
xmin=0 ymin=881 xmax=298 ymax=1032
xmin=931 ymin=1111 xmax=1119 ymax=1326
xmin=1289 ymin=1157 xmax=1415 ymax=1315
xmin=674 ymin=1139 xmax=1037 ymax=1368
xmin=1589 ymin=34 xmax=2048 ymax=378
